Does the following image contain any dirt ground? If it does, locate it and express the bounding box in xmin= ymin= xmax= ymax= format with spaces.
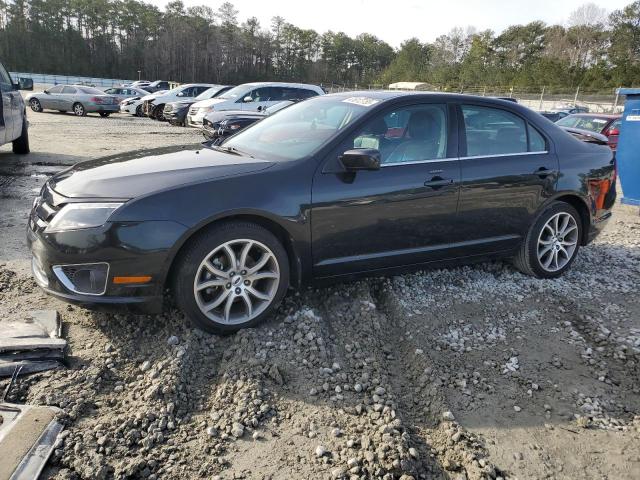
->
xmin=0 ymin=109 xmax=639 ymax=480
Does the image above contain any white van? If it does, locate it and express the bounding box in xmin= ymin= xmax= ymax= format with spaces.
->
xmin=186 ymin=82 xmax=324 ymax=128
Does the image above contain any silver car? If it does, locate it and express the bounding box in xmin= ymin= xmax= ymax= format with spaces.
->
xmin=26 ymin=85 xmax=120 ymax=117
xmin=102 ymin=86 xmax=150 ymax=104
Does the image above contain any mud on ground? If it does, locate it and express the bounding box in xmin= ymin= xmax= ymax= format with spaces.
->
xmin=0 ymin=110 xmax=639 ymax=480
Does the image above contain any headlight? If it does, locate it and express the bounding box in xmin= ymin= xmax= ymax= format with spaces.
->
xmin=45 ymin=203 xmax=123 ymax=233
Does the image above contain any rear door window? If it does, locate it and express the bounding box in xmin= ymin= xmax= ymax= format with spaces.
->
xmin=61 ymin=86 xmax=77 ymax=94
xmin=462 ymin=105 xmax=527 ymax=156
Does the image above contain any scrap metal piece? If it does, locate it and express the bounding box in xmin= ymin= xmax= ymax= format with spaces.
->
xmin=0 ymin=310 xmax=66 ymax=377
xmin=0 ymin=403 xmax=64 ymax=480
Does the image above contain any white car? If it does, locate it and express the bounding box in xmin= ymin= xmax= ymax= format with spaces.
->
xmin=120 ymin=90 xmax=168 ymax=116
xmin=144 ymin=84 xmax=219 ymax=119
xmin=186 ymin=82 xmax=324 ymax=128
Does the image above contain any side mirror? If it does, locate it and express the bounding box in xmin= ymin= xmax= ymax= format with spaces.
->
xmin=17 ymin=77 xmax=33 ymax=91
xmin=176 ymin=91 xmax=184 ymax=97
xmin=339 ymin=149 xmax=381 ymax=172
xmin=44 ymin=89 xmax=50 ymax=94
xmin=243 ymin=96 xmax=253 ymax=103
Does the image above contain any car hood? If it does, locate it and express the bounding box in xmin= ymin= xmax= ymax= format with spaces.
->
xmin=140 ymin=93 xmax=161 ymax=102
xmin=204 ymin=110 xmax=264 ymax=123
xmin=49 ymin=145 xmax=274 ymax=199
xmin=192 ymin=98 xmax=229 ymax=109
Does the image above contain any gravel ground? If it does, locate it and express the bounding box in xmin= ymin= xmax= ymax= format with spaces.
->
xmin=0 ymin=109 xmax=639 ymax=480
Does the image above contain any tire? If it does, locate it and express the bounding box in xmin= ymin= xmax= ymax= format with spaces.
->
xmin=152 ymin=104 xmax=165 ymax=121
xmin=12 ymin=117 xmax=30 ymax=154
xmin=135 ymin=105 xmax=143 ymax=117
xmin=72 ymin=103 xmax=86 ymax=116
xmin=513 ymin=201 xmax=582 ymax=278
xmin=174 ymin=221 xmax=290 ymax=334
xmin=99 ymin=112 xmax=110 ymax=117
xmin=29 ymin=98 xmax=42 ymax=113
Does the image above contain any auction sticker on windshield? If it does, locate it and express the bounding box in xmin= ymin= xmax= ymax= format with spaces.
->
xmin=342 ymin=97 xmax=380 ymax=107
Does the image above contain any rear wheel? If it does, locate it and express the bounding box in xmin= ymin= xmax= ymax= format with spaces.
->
xmin=99 ymin=112 xmax=110 ymax=117
xmin=174 ymin=222 xmax=289 ymax=334
xmin=12 ymin=117 xmax=30 ymax=154
xmin=72 ymin=103 xmax=86 ymax=117
xmin=29 ymin=98 xmax=42 ymax=112
xmin=513 ymin=202 xmax=582 ymax=278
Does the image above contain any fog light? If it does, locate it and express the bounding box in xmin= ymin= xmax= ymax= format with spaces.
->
xmin=53 ymin=263 xmax=109 ymax=296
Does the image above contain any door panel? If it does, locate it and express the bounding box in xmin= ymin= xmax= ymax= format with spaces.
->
xmin=311 ymin=102 xmax=462 ymax=278
xmin=456 ymin=104 xmax=559 ymax=250
xmin=0 ymin=65 xmax=14 ymax=142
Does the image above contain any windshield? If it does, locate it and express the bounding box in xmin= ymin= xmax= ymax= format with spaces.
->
xmin=556 ymin=115 xmax=610 ymax=133
xmin=217 ymin=85 xmax=250 ymax=100
xmin=195 ymin=87 xmax=221 ymax=101
xmin=221 ymin=96 xmax=375 ymax=161
xmin=265 ymin=101 xmax=294 ymax=115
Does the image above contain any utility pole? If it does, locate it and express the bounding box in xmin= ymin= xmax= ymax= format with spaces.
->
xmin=538 ymin=86 xmax=545 ymax=111
xmin=573 ymin=86 xmax=580 ymax=106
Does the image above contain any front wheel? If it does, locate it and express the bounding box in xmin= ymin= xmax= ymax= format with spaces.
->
xmin=135 ymin=105 xmax=143 ymax=117
xmin=174 ymin=222 xmax=290 ymax=334
xmin=72 ymin=103 xmax=86 ymax=116
xmin=29 ymin=98 xmax=42 ymax=112
xmin=513 ymin=202 xmax=582 ymax=278
xmin=12 ymin=117 xmax=30 ymax=154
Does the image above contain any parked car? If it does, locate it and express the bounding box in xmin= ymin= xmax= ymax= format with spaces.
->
xmin=144 ymin=80 xmax=171 ymax=93
xmin=27 ymin=92 xmax=616 ymax=334
xmin=163 ymin=85 xmax=232 ymax=126
xmin=539 ymin=111 xmax=569 ymax=122
xmin=26 ymin=85 xmax=119 ymax=117
xmin=102 ymin=86 xmax=150 ymax=104
xmin=554 ymin=104 xmax=590 ymax=115
xmin=0 ymin=60 xmax=32 ymax=154
xmin=201 ymin=101 xmax=294 ymax=142
xmin=125 ymin=81 xmax=151 ymax=89
xmin=556 ymin=113 xmax=621 ymax=151
xmin=120 ymin=90 xmax=168 ymax=117
xmin=186 ymin=82 xmax=324 ymax=128
xmin=144 ymin=84 xmax=219 ymax=120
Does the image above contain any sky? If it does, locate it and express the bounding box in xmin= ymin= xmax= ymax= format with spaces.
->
xmin=151 ymin=0 xmax=632 ymax=47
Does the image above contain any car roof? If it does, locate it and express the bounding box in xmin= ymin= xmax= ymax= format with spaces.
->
xmin=236 ymin=82 xmax=324 ymax=91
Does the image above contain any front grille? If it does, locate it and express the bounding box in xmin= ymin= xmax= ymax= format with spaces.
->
xmin=31 ymin=186 xmax=60 ymax=231
xmin=53 ymin=263 xmax=109 ymax=295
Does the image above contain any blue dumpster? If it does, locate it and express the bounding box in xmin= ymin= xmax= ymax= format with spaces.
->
xmin=616 ymin=88 xmax=640 ymax=206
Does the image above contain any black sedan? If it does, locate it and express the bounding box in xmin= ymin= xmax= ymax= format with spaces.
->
xmin=201 ymin=101 xmax=294 ymax=142
xmin=28 ymin=92 xmax=616 ymax=334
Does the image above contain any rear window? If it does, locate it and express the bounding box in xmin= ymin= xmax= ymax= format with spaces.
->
xmin=556 ymin=115 xmax=610 ymax=133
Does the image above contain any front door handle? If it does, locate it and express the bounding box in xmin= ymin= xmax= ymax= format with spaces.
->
xmin=535 ymin=167 xmax=556 ymax=178
xmin=424 ymin=176 xmax=454 ymax=188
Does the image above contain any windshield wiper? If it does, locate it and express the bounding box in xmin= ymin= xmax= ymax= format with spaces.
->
xmin=222 ymin=146 xmax=255 ymax=158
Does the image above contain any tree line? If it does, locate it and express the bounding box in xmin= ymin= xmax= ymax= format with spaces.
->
xmin=1 ymin=0 xmax=639 ymax=90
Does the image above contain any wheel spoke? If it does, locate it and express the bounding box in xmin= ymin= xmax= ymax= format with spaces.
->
xmin=552 ymin=250 xmax=559 ymax=270
xmin=195 ymin=278 xmax=227 ymax=291
xmin=223 ymin=244 xmax=238 ymax=270
xmin=223 ymin=295 xmax=234 ymax=323
xmin=558 ymin=214 xmax=570 ymax=235
xmin=247 ymin=286 xmax=270 ymax=301
xmin=248 ymin=253 xmax=272 ymax=275
xmin=553 ymin=214 xmax=560 ymax=235
xmin=239 ymin=241 xmax=254 ymax=269
xmin=561 ymin=225 xmax=577 ymax=237
xmin=204 ymin=260 xmax=229 ymax=279
xmin=248 ymin=271 xmax=278 ymax=281
xmin=538 ymin=244 xmax=554 ymax=258
xmin=202 ymin=288 xmax=231 ymax=311
xmin=239 ymin=291 xmax=253 ymax=317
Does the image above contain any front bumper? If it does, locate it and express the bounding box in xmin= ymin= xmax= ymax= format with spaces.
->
xmin=186 ymin=110 xmax=207 ymax=127
xmin=164 ymin=108 xmax=188 ymax=125
xmin=27 ymin=186 xmax=189 ymax=313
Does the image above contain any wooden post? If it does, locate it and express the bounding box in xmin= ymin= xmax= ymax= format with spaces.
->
xmin=538 ymin=86 xmax=545 ymax=111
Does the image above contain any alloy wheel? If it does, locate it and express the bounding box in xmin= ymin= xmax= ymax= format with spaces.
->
xmin=73 ymin=103 xmax=85 ymax=116
xmin=30 ymin=99 xmax=42 ymax=112
xmin=537 ymin=212 xmax=578 ymax=272
xmin=193 ymin=239 xmax=280 ymax=325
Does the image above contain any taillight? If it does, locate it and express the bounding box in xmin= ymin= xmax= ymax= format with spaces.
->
xmin=607 ymin=128 xmax=620 ymax=136
xmin=91 ymin=96 xmax=104 ymax=104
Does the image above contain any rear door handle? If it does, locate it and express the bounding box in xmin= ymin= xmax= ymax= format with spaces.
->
xmin=424 ymin=176 xmax=454 ymax=188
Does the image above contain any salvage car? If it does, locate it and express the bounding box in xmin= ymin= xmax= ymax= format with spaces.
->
xmin=0 ymin=60 xmax=32 ymax=154
xmin=556 ymin=113 xmax=621 ymax=151
xmin=201 ymin=101 xmax=294 ymax=142
xmin=144 ymin=84 xmax=218 ymax=120
xmin=186 ymin=82 xmax=323 ymax=128
xmin=163 ymin=85 xmax=232 ymax=126
xmin=102 ymin=86 xmax=150 ymax=104
xmin=120 ymin=90 xmax=168 ymax=117
xmin=27 ymin=92 xmax=616 ymax=334
xmin=26 ymin=85 xmax=119 ymax=117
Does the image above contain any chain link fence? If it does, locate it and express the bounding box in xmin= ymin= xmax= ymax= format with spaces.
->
xmin=321 ymin=83 xmax=624 ymax=113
